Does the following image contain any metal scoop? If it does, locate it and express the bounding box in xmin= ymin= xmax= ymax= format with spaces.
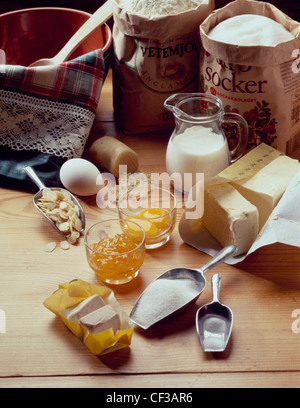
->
xmin=130 ymin=244 xmax=237 ymax=330
xmin=24 ymin=166 xmax=85 ymax=238
xmin=196 ymin=273 xmax=233 ymax=352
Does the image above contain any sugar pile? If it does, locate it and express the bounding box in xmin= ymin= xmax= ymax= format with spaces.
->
xmin=131 ymin=278 xmax=201 ymax=328
xmin=208 ymin=14 xmax=294 ymax=46
xmin=201 ymin=315 xmax=227 ymax=351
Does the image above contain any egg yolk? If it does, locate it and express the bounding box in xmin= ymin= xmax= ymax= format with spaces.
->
xmin=127 ymin=208 xmax=171 ymax=238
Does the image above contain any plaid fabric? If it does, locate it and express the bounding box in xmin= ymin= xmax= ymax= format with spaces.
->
xmin=0 ymin=49 xmax=105 ymax=113
xmin=0 ymin=49 xmax=106 ymax=161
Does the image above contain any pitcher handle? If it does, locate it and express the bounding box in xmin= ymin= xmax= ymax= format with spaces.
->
xmin=223 ymin=112 xmax=249 ymax=163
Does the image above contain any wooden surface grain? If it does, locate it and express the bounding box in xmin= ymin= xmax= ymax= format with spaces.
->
xmin=0 ymin=71 xmax=300 ymax=389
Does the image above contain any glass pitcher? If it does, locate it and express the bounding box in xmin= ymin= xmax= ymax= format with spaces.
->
xmin=164 ymin=93 xmax=248 ymax=192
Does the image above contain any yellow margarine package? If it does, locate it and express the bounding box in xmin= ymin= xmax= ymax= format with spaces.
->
xmin=43 ymin=279 xmax=134 ymax=356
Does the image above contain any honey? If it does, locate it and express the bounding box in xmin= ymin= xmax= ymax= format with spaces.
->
xmin=92 ymin=233 xmax=139 ymax=254
xmin=86 ymin=232 xmax=145 ymax=284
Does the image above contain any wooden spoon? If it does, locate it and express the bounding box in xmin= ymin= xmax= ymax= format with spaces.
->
xmin=29 ymin=0 xmax=112 ymax=67
xmin=0 ymin=49 xmax=6 ymax=64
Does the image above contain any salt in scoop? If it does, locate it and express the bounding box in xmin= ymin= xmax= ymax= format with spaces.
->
xmin=24 ymin=166 xmax=85 ymax=240
xmin=130 ymin=244 xmax=237 ymax=329
xmin=196 ymin=273 xmax=233 ymax=352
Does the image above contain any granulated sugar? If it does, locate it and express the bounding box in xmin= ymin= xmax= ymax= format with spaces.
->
xmin=117 ymin=0 xmax=202 ymax=16
xmin=201 ymin=315 xmax=227 ymax=351
xmin=131 ymin=278 xmax=201 ymax=328
xmin=208 ymin=14 xmax=294 ymax=46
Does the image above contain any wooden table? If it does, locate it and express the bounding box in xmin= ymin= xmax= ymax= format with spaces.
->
xmin=0 ymin=71 xmax=300 ymax=389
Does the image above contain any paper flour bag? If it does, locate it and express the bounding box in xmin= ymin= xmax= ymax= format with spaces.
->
xmin=112 ymin=0 xmax=214 ymax=134
xmin=199 ymin=0 xmax=300 ymax=154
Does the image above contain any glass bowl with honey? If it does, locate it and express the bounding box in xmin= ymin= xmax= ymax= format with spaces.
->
xmin=117 ymin=186 xmax=177 ymax=249
xmin=84 ymin=219 xmax=146 ymax=285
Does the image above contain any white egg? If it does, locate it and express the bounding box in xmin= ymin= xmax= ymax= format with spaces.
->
xmin=59 ymin=158 xmax=102 ymax=196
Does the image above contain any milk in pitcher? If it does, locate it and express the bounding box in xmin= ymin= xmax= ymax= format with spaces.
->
xmin=166 ymin=125 xmax=230 ymax=192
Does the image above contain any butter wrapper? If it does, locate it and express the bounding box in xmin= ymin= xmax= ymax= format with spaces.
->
xmin=179 ymin=143 xmax=300 ymax=264
xmin=43 ymin=279 xmax=134 ymax=355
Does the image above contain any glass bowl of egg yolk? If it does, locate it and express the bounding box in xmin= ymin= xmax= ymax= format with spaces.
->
xmin=84 ymin=219 xmax=146 ymax=285
xmin=117 ymin=186 xmax=177 ymax=249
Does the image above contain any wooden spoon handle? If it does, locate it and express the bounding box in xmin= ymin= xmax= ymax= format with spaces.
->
xmin=52 ymin=0 xmax=113 ymax=64
xmin=0 ymin=49 xmax=6 ymax=64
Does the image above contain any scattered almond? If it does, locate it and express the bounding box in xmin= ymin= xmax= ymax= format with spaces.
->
xmin=60 ymin=241 xmax=70 ymax=250
xmin=44 ymin=242 xmax=57 ymax=253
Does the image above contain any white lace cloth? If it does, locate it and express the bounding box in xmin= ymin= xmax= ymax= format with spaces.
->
xmin=0 ymin=49 xmax=104 ymax=160
xmin=0 ymin=89 xmax=95 ymax=159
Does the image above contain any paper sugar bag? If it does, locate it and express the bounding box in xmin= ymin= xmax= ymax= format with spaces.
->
xmin=199 ymin=0 xmax=300 ymax=154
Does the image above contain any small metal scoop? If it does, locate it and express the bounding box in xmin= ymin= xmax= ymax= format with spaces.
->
xmin=24 ymin=166 xmax=85 ymax=237
xmin=196 ymin=273 xmax=233 ymax=352
xmin=130 ymin=244 xmax=237 ymax=330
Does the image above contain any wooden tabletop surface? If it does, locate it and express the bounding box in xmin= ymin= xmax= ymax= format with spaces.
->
xmin=0 ymin=71 xmax=300 ymax=389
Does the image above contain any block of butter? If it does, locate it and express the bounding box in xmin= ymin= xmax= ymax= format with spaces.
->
xmin=231 ymin=155 xmax=300 ymax=230
xmin=66 ymin=294 xmax=106 ymax=323
xmin=80 ymin=305 xmax=121 ymax=335
xmin=44 ymin=279 xmax=133 ymax=355
xmin=203 ymin=183 xmax=259 ymax=255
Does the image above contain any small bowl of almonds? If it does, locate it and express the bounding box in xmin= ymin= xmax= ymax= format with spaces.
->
xmin=24 ymin=166 xmax=85 ymax=245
